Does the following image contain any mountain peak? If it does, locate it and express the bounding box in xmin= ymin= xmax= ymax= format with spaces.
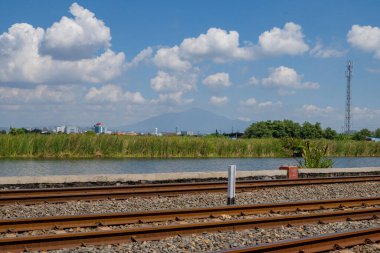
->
xmin=121 ymin=108 xmax=249 ymax=134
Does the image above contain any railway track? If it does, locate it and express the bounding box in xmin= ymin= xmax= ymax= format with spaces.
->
xmin=0 ymin=175 xmax=379 ymax=205
xmin=1 ymin=196 xmax=379 ymax=233
xmin=219 ymin=227 xmax=380 ymax=253
xmin=0 ymin=205 xmax=378 ymax=252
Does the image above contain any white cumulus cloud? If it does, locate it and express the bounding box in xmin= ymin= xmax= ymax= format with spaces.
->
xmin=41 ymin=3 xmax=110 ymax=60
xmin=150 ymin=71 xmax=196 ymax=93
xmin=248 ymin=76 xmax=259 ymax=85
xmin=262 ymin=66 xmax=320 ymax=89
xmin=180 ymin=27 xmax=254 ymax=62
xmin=240 ymin=98 xmax=282 ymax=108
xmin=0 ymin=85 xmax=75 ymax=104
xmin=0 ymin=3 xmax=125 ymax=85
xmin=301 ymin=104 xmax=334 ymax=116
xmin=127 ymin=47 xmax=153 ymax=68
xmin=152 ymin=91 xmax=194 ymax=105
xmin=151 ymin=23 xmax=311 ymax=71
xmin=153 ymin=46 xmax=191 ymax=71
xmin=240 ymin=98 xmax=257 ymax=106
xmin=347 ymin=24 xmax=380 ymax=58
xmin=352 ymin=106 xmax=380 ymax=119
xmin=203 ymin=72 xmax=231 ymax=89
xmin=258 ymin=101 xmax=282 ymax=108
xmin=310 ymin=42 xmax=346 ymax=58
xmin=85 ymin=84 xmax=145 ymax=104
xmin=209 ymin=96 xmax=228 ymax=106
xmin=258 ymin=22 xmax=309 ymax=55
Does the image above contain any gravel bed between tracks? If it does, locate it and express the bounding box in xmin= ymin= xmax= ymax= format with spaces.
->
xmin=330 ymin=243 xmax=380 ymax=253
xmin=46 ymin=220 xmax=380 ymax=253
xmin=0 ymin=182 xmax=379 ymax=219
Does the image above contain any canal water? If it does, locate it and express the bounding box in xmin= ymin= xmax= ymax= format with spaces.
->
xmin=0 ymin=157 xmax=379 ymax=176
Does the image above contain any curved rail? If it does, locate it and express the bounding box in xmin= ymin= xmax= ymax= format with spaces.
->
xmin=0 ymin=207 xmax=379 ymax=252
xmin=0 ymin=175 xmax=379 ymax=205
xmin=1 ymin=196 xmax=379 ymax=233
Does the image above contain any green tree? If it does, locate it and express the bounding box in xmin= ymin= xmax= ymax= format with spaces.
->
xmin=352 ymin=128 xmax=372 ymax=141
xmin=271 ymin=120 xmax=286 ymax=138
xmin=244 ymin=121 xmax=272 ymax=138
xmin=9 ymin=127 xmax=16 ymax=135
xmin=9 ymin=127 xmax=26 ymax=135
xmin=16 ymin=128 xmax=26 ymax=134
xmin=283 ymin=120 xmax=302 ymax=138
xmin=374 ymin=128 xmax=380 ymax=138
xmin=300 ymin=122 xmax=323 ymax=139
xmin=323 ymin=127 xmax=337 ymax=139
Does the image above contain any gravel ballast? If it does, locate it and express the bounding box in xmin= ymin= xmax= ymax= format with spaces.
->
xmin=0 ymin=182 xmax=379 ymax=219
xmin=0 ymin=182 xmax=378 ymax=253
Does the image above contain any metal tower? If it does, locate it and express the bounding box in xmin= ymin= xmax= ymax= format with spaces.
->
xmin=344 ymin=60 xmax=353 ymax=134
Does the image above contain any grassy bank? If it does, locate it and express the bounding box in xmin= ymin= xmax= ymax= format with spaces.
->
xmin=0 ymin=135 xmax=379 ymax=158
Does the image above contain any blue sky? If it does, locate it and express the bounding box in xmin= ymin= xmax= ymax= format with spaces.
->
xmin=0 ymin=0 xmax=379 ymax=131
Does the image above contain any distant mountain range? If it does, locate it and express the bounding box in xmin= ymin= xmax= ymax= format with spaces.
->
xmin=119 ymin=108 xmax=251 ymax=134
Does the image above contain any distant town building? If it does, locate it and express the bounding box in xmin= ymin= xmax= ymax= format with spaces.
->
xmin=94 ymin=122 xmax=106 ymax=134
xmin=180 ymin=131 xmax=194 ymax=136
xmin=56 ymin=126 xmax=65 ymax=133
xmin=65 ymin=126 xmax=79 ymax=134
xmin=55 ymin=125 xmax=79 ymax=134
xmin=41 ymin=127 xmax=49 ymax=134
xmin=152 ymin=128 xmax=162 ymax=136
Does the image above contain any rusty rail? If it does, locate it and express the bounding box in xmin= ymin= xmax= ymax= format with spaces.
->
xmin=219 ymin=227 xmax=380 ymax=252
xmin=0 ymin=175 xmax=379 ymax=205
xmin=0 ymin=208 xmax=379 ymax=252
xmin=0 ymin=196 xmax=379 ymax=233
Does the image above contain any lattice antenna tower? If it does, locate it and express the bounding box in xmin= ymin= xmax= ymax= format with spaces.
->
xmin=344 ymin=60 xmax=353 ymax=134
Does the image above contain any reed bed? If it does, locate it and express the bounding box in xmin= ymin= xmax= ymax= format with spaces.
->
xmin=0 ymin=135 xmax=379 ymax=158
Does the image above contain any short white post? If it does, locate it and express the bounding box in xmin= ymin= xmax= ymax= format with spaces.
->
xmin=227 ymin=165 xmax=236 ymax=205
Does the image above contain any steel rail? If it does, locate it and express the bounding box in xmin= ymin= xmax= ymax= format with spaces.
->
xmin=0 ymin=176 xmax=379 ymax=205
xmin=1 ymin=196 xmax=379 ymax=233
xmin=218 ymin=227 xmax=380 ymax=253
xmin=0 ymin=208 xmax=379 ymax=252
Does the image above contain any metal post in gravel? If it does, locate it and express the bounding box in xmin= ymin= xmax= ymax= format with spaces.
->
xmin=227 ymin=165 xmax=236 ymax=205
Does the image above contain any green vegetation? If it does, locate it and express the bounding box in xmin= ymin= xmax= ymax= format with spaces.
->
xmin=0 ymin=134 xmax=379 ymax=159
xmin=375 ymin=128 xmax=380 ymax=138
xmin=244 ymin=120 xmax=335 ymax=139
xmin=352 ymin=128 xmax=372 ymax=141
xmin=1 ymin=121 xmax=379 ymax=159
xmin=0 ymin=135 xmax=281 ymax=158
xmin=244 ymin=120 xmax=380 ymax=142
xmin=297 ymin=141 xmax=334 ymax=168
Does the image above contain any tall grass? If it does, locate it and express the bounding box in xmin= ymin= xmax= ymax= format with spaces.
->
xmin=297 ymin=141 xmax=334 ymax=168
xmin=0 ymin=135 xmax=379 ymax=158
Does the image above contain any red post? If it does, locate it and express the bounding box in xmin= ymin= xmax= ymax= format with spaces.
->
xmin=279 ymin=165 xmax=298 ymax=179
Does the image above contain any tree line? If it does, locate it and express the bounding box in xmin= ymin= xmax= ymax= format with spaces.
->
xmin=244 ymin=120 xmax=380 ymax=141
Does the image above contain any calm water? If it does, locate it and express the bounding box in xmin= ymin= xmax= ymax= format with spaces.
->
xmin=0 ymin=157 xmax=379 ymax=176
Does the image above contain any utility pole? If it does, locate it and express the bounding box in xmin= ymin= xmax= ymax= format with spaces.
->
xmin=344 ymin=60 xmax=353 ymax=134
